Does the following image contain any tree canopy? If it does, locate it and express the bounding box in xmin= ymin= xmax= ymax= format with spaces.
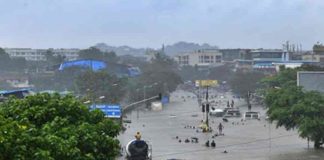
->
xmin=229 ymin=70 xmax=265 ymax=96
xmin=138 ymin=52 xmax=182 ymax=96
xmin=0 ymin=47 xmax=27 ymax=72
xmin=75 ymin=70 xmax=127 ymax=104
xmin=208 ymin=64 xmax=234 ymax=82
xmin=45 ymin=49 xmax=66 ymax=65
xmin=0 ymin=93 xmax=121 ymax=159
xmin=263 ymin=65 xmax=324 ymax=148
xmin=78 ymin=47 xmax=118 ymax=63
xmin=178 ymin=65 xmax=208 ymax=81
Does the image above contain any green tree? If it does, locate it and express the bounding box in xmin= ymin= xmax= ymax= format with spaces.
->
xmin=138 ymin=52 xmax=182 ymax=96
xmin=0 ymin=93 xmax=120 ymax=159
xmin=0 ymin=48 xmax=12 ymax=71
xmin=75 ymin=70 xmax=127 ymax=103
xmin=229 ymin=70 xmax=265 ymax=97
xmin=45 ymin=49 xmax=66 ymax=65
xmin=208 ymin=64 xmax=234 ymax=82
xmin=29 ymin=67 xmax=83 ymax=92
xmin=263 ymin=66 xmax=324 ymax=148
xmin=261 ymin=67 xmax=297 ymax=88
xmin=78 ymin=47 xmax=118 ymax=63
xmin=178 ymin=65 xmax=208 ymax=81
xmin=0 ymin=47 xmax=27 ymax=72
xmin=10 ymin=57 xmax=27 ymax=72
xmin=265 ymin=86 xmax=324 ymax=148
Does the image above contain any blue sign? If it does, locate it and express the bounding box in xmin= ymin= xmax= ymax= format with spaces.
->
xmin=161 ymin=96 xmax=169 ymax=104
xmin=90 ymin=104 xmax=121 ymax=118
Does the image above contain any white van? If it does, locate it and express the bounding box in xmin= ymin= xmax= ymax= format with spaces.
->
xmin=151 ymin=101 xmax=163 ymax=111
xmin=209 ymin=108 xmax=225 ymax=117
xmin=244 ymin=111 xmax=261 ymax=120
xmin=223 ymin=108 xmax=241 ymax=118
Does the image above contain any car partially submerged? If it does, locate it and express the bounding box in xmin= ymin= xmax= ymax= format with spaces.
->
xmin=244 ymin=111 xmax=261 ymax=120
xmin=223 ymin=108 xmax=241 ymax=118
xmin=209 ymin=108 xmax=225 ymax=117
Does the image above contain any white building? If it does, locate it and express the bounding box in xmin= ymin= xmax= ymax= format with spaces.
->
xmin=51 ymin=48 xmax=79 ymax=61
xmin=302 ymin=54 xmax=324 ymax=62
xmin=4 ymin=48 xmax=79 ymax=61
xmin=175 ymin=49 xmax=222 ymax=66
xmin=144 ymin=49 xmax=159 ymax=62
xmin=4 ymin=48 xmax=47 ymax=61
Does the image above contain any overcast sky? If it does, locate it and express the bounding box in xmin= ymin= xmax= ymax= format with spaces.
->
xmin=0 ymin=0 xmax=323 ymax=50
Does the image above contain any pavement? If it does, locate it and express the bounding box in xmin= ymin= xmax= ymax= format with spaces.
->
xmin=118 ymin=89 xmax=324 ymax=160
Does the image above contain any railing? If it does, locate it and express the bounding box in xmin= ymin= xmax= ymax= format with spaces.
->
xmin=122 ymin=95 xmax=159 ymax=112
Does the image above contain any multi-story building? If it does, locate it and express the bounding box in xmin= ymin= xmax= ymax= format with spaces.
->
xmin=233 ymin=49 xmax=283 ymax=72
xmin=302 ymin=54 xmax=324 ymax=62
xmin=243 ymin=49 xmax=316 ymax=72
xmin=220 ymin=49 xmax=251 ymax=61
xmin=313 ymin=43 xmax=324 ymax=55
xmin=250 ymin=49 xmax=285 ymax=61
xmin=175 ymin=49 xmax=222 ymax=67
xmin=4 ymin=48 xmax=80 ymax=61
xmin=302 ymin=43 xmax=324 ymax=63
xmin=4 ymin=48 xmax=47 ymax=61
xmin=51 ymin=48 xmax=79 ymax=61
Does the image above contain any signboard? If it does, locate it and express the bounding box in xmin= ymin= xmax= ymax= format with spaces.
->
xmin=195 ymin=80 xmax=218 ymax=87
xmin=90 ymin=104 xmax=121 ymax=118
xmin=297 ymin=71 xmax=324 ymax=93
xmin=161 ymin=96 xmax=169 ymax=104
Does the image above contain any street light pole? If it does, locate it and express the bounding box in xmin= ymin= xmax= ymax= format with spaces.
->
xmin=144 ymin=86 xmax=146 ymax=101
xmin=137 ymin=83 xmax=158 ymax=120
xmin=206 ymin=85 xmax=209 ymax=130
xmin=138 ymin=85 xmax=146 ymax=120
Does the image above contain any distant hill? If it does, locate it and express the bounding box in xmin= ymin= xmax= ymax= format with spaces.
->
xmin=164 ymin=41 xmax=218 ymax=56
xmin=94 ymin=42 xmax=218 ymax=57
xmin=94 ymin=43 xmax=147 ymax=56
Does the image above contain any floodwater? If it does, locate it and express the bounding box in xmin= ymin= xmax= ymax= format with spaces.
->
xmin=118 ymin=89 xmax=324 ymax=160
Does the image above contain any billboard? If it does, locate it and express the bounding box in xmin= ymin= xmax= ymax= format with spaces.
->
xmin=90 ymin=104 xmax=121 ymax=118
xmin=297 ymin=71 xmax=324 ymax=93
xmin=195 ymin=80 xmax=218 ymax=87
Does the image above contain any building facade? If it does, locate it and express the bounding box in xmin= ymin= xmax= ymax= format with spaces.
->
xmin=220 ymin=49 xmax=251 ymax=61
xmin=4 ymin=48 xmax=47 ymax=61
xmin=176 ymin=49 xmax=222 ymax=66
xmin=302 ymin=54 xmax=324 ymax=62
xmin=4 ymin=48 xmax=79 ymax=61
xmin=51 ymin=48 xmax=79 ymax=61
xmin=302 ymin=43 xmax=324 ymax=63
xmin=250 ymin=49 xmax=284 ymax=61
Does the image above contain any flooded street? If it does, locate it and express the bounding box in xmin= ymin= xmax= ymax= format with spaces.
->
xmin=118 ymin=89 xmax=324 ymax=160
xmin=2 ymin=1 xmax=324 ymax=159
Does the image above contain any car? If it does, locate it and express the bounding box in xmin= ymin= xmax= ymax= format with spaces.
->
xmin=244 ymin=111 xmax=261 ymax=120
xmin=209 ymin=108 xmax=225 ymax=117
xmin=223 ymin=108 xmax=241 ymax=118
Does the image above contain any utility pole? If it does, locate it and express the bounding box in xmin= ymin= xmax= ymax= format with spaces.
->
xmin=206 ymin=85 xmax=209 ymax=130
xmin=247 ymin=91 xmax=251 ymax=111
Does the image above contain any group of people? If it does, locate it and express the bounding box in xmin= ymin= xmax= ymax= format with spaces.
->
xmin=205 ymin=140 xmax=216 ymax=147
xmin=204 ymin=122 xmax=224 ymax=148
xmin=227 ymin=99 xmax=235 ymax=108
